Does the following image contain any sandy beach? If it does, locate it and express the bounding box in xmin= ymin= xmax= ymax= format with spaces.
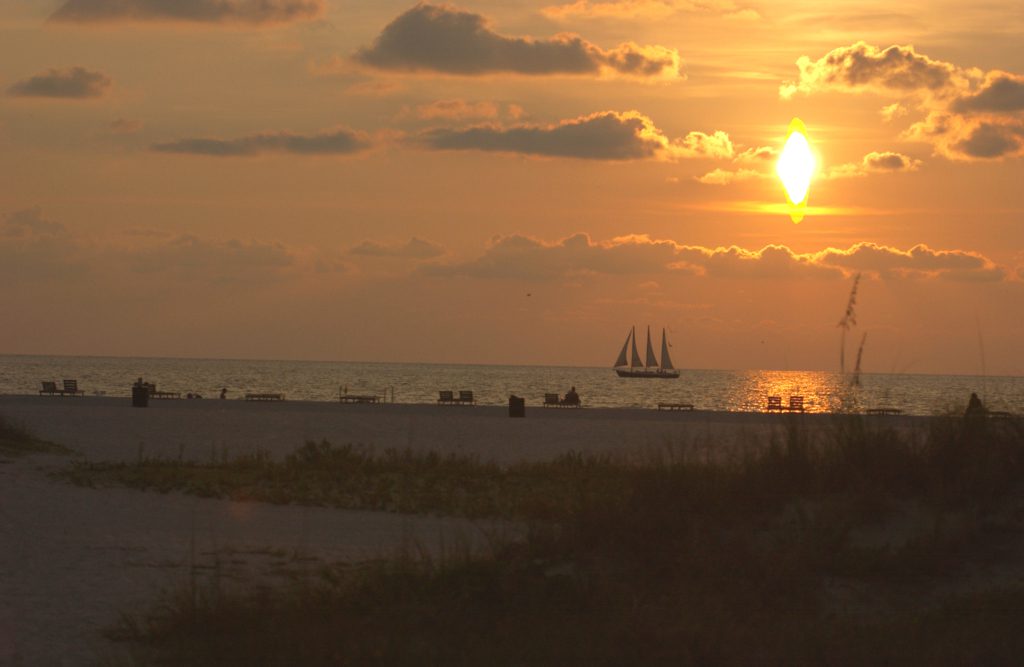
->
xmin=0 ymin=396 xmax=926 ymax=665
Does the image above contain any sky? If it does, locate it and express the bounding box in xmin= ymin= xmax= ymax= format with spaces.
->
xmin=1 ymin=0 xmax=1023 ymax=375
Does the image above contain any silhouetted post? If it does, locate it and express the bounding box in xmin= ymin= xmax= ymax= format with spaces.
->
xmin=509 ymin=395 xmax=525 ymax=418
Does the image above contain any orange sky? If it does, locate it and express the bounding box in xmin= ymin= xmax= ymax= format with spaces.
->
xmin=1 ymin=0 xmax=1022 ymax=374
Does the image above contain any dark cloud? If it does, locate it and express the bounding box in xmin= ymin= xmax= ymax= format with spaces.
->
xmin=350 ymin=237 xmax=445 ymax=259
xmin=354 ymin=4 xmax=681 ymax=80
xmin=953 ymin=123 xmax=1023 ymax=159
xmin=782 ymin=42 xmax=1024 ymax=161
xmin=827 ymin=151 xmax=921 ymax=178
xmin=7 ymin=67 xmax=111 ymax=99
xmin=816 ymin=243 xmax=1004 ymax=281
xmin=0 ymin=209 xmax=84 ymax=283
xmin=780 ymin=42 xmax=958 ymax=98
xmin=421 ymin=233 xmax=1007 ymax=283
xmin=415 ymin=111 xmax=664 ymax=160
xmin=952 ymin=75 xmax=1024 ymax=113
xmin=414 ymin=111 xmax=728 ymax=161
xmin=50 ymin=0 xmax=323 ymax=24
xmin=152 ymin=128 xmax=371 ymax=157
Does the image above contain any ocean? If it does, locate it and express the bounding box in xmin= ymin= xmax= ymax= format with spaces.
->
xmin=2 ymin=354 xmax=1021 ymax=416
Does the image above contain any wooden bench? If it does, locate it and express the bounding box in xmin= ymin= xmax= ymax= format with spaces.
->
xmin=245 ymin=393 xmax=284 ymax=401
xmin=543 ymin=393 xmax=581 ymax=408
xmin=988 ymin=410 xmax=1015 ymax=419
xmin=143 ymin=383 xmax=181 ymax=399
xmin=457 ymin=390 xmax=476 ymax=405
xmin=61 ymin=379 xmax=84 ymax=396
xmin=438 ymin=390 xmax=456 ymax=405
xmin=438 ymin=390 xmax=475 ymax=405
xmin=658 ymin=402 xmax=694 ymax=411
xmin=866 ymin=407 xmax=902 ymax=416
xmin=340 ymin=394 xmax=380 ymax=404
xmin=766 ymin=395 xmax=804 ymax=412
xmin=39 ymin=381 xmax=61 ymax=396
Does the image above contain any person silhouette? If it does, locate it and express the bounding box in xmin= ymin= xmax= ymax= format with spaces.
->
xmin=564 ymin=386 xmax=580 ymax=405
xmin=219 ymin=387 xmax=227 ymax=400
xmin=964 ymin=392 xmax=985 ymax=417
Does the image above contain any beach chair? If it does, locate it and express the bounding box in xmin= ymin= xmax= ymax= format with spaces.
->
xmin=62 ymin=379 xmax=84 ymax=396
xmin=543 ymin=393 xmax=560 ymax=407
xmin=458 ymin=390 xmax=476 ymax=405
xmin=39 ymin=381 xmax=61 ymax=396
xmin=766 ymin=396 xmax=783 ymax=412
xmin=788 ymin=396 xmax=804 ymax=412
xmin=438 ymin=390 xmax=455 ymax=405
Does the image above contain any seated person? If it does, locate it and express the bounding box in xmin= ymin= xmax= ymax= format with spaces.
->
xmin=563 ymin=386 xmax=580 ymax=405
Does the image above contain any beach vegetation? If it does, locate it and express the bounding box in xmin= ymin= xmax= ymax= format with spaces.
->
xmin=0 ymin=414 xmax=71 ymax=456
xmin=91 ymin=413 xmax=1024 ymax=664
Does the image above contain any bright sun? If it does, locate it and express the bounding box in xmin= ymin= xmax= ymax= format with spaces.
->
xmin=776 ymin=118 xmax=815 ymax=223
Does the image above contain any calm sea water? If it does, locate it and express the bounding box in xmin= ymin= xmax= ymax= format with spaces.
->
xmin=1 ymin=355 xmax=1021 ymax=416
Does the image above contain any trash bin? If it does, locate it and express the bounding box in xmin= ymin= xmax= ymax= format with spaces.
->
xmin=509 ymin=394 xmax=525 ymax=418
xmin=132 ymin=384 xmax=149 ymax=408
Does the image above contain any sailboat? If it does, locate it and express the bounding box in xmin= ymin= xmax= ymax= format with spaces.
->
xmin=614 ymin=326 xmax=680 ymax=378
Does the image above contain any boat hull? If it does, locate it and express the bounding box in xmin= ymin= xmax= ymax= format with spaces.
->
xmin=615 ymin=368 xmax=680 ymax=379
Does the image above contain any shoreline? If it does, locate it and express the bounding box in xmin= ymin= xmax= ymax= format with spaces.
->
xmin=1 ymin=394 xmax=930 ymax=465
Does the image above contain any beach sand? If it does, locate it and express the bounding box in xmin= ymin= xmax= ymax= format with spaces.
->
xmin=0 ymin=396 xmax=924 ymax=664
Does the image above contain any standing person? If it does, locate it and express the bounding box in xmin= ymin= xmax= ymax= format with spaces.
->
xmin=220 ymin=387 xmax=227 ymax=400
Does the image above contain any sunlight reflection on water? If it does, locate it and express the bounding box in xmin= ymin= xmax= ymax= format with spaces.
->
xmin=1 ymin=355 xmax=1021 ymax=416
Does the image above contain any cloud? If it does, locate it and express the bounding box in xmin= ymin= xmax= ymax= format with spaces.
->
xmin=1 ymin=207 xmax=66 ymax=238
xmin=827 ymin=151 xmax=922 ymax=178
xmin=815 ymin=243 xmax=1005 ymax=282
xmin=413 ymin=110 xmax=730 ymax=161
xmin=0 ymin=208 xmax=85 ymax=282
xmin=350 ymin=237 xmax=445 ymax=259
xmin=7 ymin=67 xmax=111 ymax=99
xmin=421 ymin=233 xmax=1006 ymax=283
xmin=696 ymin=167 xmax=762 ymax=185
xmin=407 ymin=99 xmax=501 ymax=121
xmin=151 ymin=128 xmax=371 ymax=157
xmin=130 ymin=234 xmax=295 ymax=284
xmin=541 ymin=0 xmax=759 ymax=21
xmin=779 ymin=42 xmax=963 ymax=100
xmin=951 ymin=74 xmax=1024 ymax=113
xmin=780 ymin=42 xmax=1024 ymax=161
xmin=49 ymin=0 xmax=323 ymax=25
xmin=354 ymin=4 xmax=682 ymax=80
xmin=109 ymin=118 xmax=143 ymax=134
xmin=880 ymin=102 xmax=908 ymax=122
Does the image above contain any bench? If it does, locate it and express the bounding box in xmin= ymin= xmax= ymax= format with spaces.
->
xmin=340 ymin=394 xmax=380 ymax=404
xmin=766 ymin=395 xmax=804 ymax=412
xmin=39 ymin=381 xmax=61 ymax=396
xmin=658 ymin=403 xmax=694 ymax=411
xmin=543 ymin=393 xmax=581 ymax=408
xmin=866 ymin=407 xmax=902 ymax=416
xmin=62 ymin=379 xmax=84 ymax=396
xmin=438 ymin=390 xmax=475 ymax=405
xmin=988 ymin=410 xmax=1015 ymax=419
xmin=245 ymin=393 xmax=284 ymax=401
xmin=150 ymin=391 xmax=181 ymax=399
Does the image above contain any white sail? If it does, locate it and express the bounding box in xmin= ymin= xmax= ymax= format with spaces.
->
xmin=660 ymin=328 xmax=674 ymax=370
xmin=614 ymin=329 xmax=630 ymax=367
xmin=630 ymin=326 xmax=643 ymax=368
xmin=645 ymin=326 xmax=658 ymax=368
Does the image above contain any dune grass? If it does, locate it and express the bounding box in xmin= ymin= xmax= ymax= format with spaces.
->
xmin=0 ymin=414 xmax=71 ymax=457
xmin=98 ymin=414 xmax=1024 ymax=665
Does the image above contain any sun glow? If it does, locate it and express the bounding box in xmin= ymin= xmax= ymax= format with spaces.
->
xmin=776 ymin=118 xmax=816 ymax=223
